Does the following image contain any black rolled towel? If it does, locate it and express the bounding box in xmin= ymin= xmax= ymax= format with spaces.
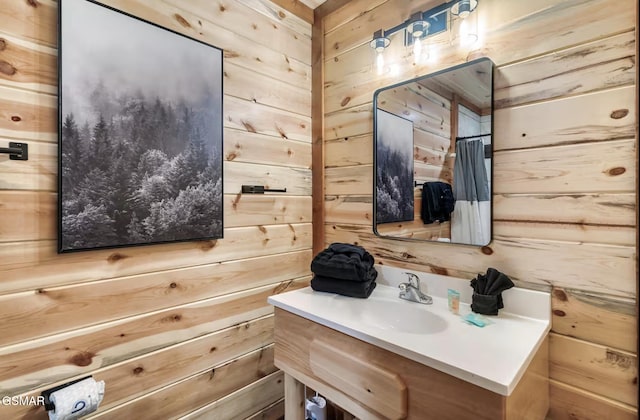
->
xmin=470 ymin=268 xmax=515 ymax=314
xmin=311 ymin=243 xmax=375 ymax=282
xmin=310 ymin=276 xmax=377 ymax=299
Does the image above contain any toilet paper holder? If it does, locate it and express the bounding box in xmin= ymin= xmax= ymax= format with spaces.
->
xmin=41 ymin=375 xmax=92 ymax=411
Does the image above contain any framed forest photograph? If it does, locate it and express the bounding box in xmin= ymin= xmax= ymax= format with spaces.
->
xmin=375 ymin=109 xmax=414 ymax=224
xmin=58 ymin=0 xmax=223 ymax=253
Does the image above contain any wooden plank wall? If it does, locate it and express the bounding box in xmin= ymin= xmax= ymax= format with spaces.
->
xmin=321 ymin=0 xmax=638 ymax=418
xmin=0 ymin=0 xmax=311 ymax=418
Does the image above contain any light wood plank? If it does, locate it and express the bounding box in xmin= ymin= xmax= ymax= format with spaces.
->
xmin=0 ymin=140 xmax=56 ymax=191
xmin=377 ymin=220 xmax=450 ymax=241
xmin=244 ymin=398 xmax=284 ymax=420
xmin=322 ymin=0 xmax=387 ymax=34
xmin=225 ymin=96 xmax=312 ymax=143
xmin=0 ymin=0 xmax=58 ymax=48
xmin=325 ymin=165 xmax=372 ymax=196
xmin=324 ymin=104 xmax=372 ymax=141
xmin=494 ymin=31 xmax=636 ymax=109
xmin=325 ymin=194 xmax=372 ymax=224
xmin=225 ymin=161 xmax=312 ymax=196
xmin=4 ymin=316 xmax=276 ymax=419
xmin=414 ymin=143 xmax=449 ymax=167
xmin=552 ymin=288 xmax=637 ymax=353
xmin=549 ymin=379 xmax=638 ymax=420
xmin=237 ymin=0 xmax=311 ymax=37
xmin=0 ymin=223 xmax=312 ymax=294
xmin=225 ymin=62 xmax=312 ymax=118
xmin=309 ymin=339 xmax=408 ymax=419
xmin=93 ymin=345 xmax=278 ymax=419
xmin=0 ymin=191 xmax=56 ymax=242
xmin=549 ymin=333 xmax=637 ymax=406
xmin=323 ymin=0 xmax=422 ymax=61
xmin=0 ymin=279 xmax=307 ymax=395
xmin=224 ymin=129 xmax=312 ymax=169
xmin=0 ymin=33 xmax=57 ymax=94
xmin=494 ymin=221 xmax=636 ymax=248
xmin=505 ymin=337 xmax=549 ymax=420
xmin=162 ymin=0 xmax=311 ymax=65
xmin=494 ymin=193 xmax=636 ymax=227
xmin=324 ymin=224 xmax=636 ymax=297
xmin=0 ymin=250 xmax=311 ymax=347
xmin=0 ymin=86 xmax=57 ymax=142
xmin=414 ymin=127 xmax=451 ymax=153
xmin=414 ymin=161 xmax=452 ymax=184
xmin=270 ymin=0 xmax=314 ymax=24
xmin=180 ymin=371 xmax=284 ymax=420
xmin=325 ymin=134 xmax=372 ymax=167
xmin=224 ymin=194 xmax=312 ymax=227
xmin=494 ymin=86 xmax=636 ymax=151
xmin=493 ymin=139 xmax=636 ymax=194
xmin=284 ymin=373 xmax=306 ymax=420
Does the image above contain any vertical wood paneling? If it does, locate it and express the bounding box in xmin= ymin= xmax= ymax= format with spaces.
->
xmin=320 ymin=0 xmax=638 ymax=417
xmin=0 ymin=1 xmax=312 ymax=419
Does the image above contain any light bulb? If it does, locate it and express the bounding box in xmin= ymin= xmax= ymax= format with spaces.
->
xmin=413 ymin=38 xmax=422 ymax=60
xmin=459 ymin=10 xmax=470 ymax=19
xmin=376 ymin=51 xmax=385 ymax=75
xmin=459 ymin=19 xmax=468 ymax=46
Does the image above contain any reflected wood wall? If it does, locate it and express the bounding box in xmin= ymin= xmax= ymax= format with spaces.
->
xmin=375 ymin=84 xmax=453 ymax=240
xmin=0 ymin=0 xmax=312 ymax=418
xmin=321 ymin=0 xmax=637 ymax=417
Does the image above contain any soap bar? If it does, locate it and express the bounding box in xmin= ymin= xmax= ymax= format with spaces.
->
xmin=463 ymin=313 xmax=489 ymax=327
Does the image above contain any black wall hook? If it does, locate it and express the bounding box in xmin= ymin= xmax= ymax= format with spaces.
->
xmin=0 ymin=142 xmax=28 ymax=160
xmin=241 ymin=185 xmax=287 ymax=194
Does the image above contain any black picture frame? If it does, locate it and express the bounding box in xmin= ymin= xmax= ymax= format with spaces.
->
xmin=58 ymin=0 xmax=224 ymax=253
xmin=373 ymin=109 xmax=415 ymax=225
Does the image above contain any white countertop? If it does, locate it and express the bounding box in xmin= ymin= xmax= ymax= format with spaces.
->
xmin=268 ymin=265 xmax=550 ymax=396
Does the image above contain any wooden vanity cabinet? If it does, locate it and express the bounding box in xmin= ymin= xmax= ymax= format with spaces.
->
xmin=273 ymin=308 xmax=549 ymax=420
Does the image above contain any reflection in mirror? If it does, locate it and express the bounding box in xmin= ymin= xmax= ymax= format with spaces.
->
xmin=373 ymin=58 xmax=493 ymax=246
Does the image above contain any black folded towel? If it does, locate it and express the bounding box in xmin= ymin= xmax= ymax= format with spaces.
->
xmin=421 ymin=182 xmax=455 ymax=224
xmin=311 ymin=243 xmax=375 ymax=282
xmin=311 ymin=275 xmax=377 ymax=299
xmin=470 ymin=268 xmax=514 ymax=315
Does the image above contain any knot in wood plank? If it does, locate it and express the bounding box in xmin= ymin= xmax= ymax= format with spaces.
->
xmin=0 ymin=61 xmax=17 ymax=76
xmin=174 ymin=14 xmax=191 ymax=28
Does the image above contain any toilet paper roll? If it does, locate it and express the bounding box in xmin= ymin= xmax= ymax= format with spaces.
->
xmin=305 ymin=396 xmax=327 ymax=420
xmin=48 ymin=378 xmax=105 ymax=420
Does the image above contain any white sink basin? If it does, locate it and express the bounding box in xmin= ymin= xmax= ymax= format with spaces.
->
xmin=324 ymin=293 xmax=447 ymax=334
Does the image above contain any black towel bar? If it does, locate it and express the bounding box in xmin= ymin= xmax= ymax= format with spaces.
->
xmin=241 ymin=185 xmax=287 ymax=194
xmin=0 ymin=142 xmax=28 ymax=160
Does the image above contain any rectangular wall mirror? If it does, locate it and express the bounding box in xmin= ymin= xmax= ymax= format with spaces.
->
xmin=373 ymin=57 xmax=494 ymax=246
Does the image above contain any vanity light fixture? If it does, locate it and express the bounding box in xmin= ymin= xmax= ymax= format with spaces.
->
xmin=451 ymin=0 xmax=479 ymax=46
xmin=450 ymin=0 xmax=477 ymax=19
xmin=369 ymin=0 xmax=479 ymax=70
xmin=370 ymin=29 xmax=390 ymax=75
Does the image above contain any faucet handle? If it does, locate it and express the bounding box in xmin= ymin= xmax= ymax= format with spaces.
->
xmin=404 ymin=272 xmax=421 ymax=289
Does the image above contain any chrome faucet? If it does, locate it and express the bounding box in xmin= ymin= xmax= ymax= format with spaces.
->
xmin=398 ymin=272 xmax=433 ymax=305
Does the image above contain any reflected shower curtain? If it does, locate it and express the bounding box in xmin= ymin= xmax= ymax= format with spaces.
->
xmin=451 ymin=140 xmax=490 ymax=245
